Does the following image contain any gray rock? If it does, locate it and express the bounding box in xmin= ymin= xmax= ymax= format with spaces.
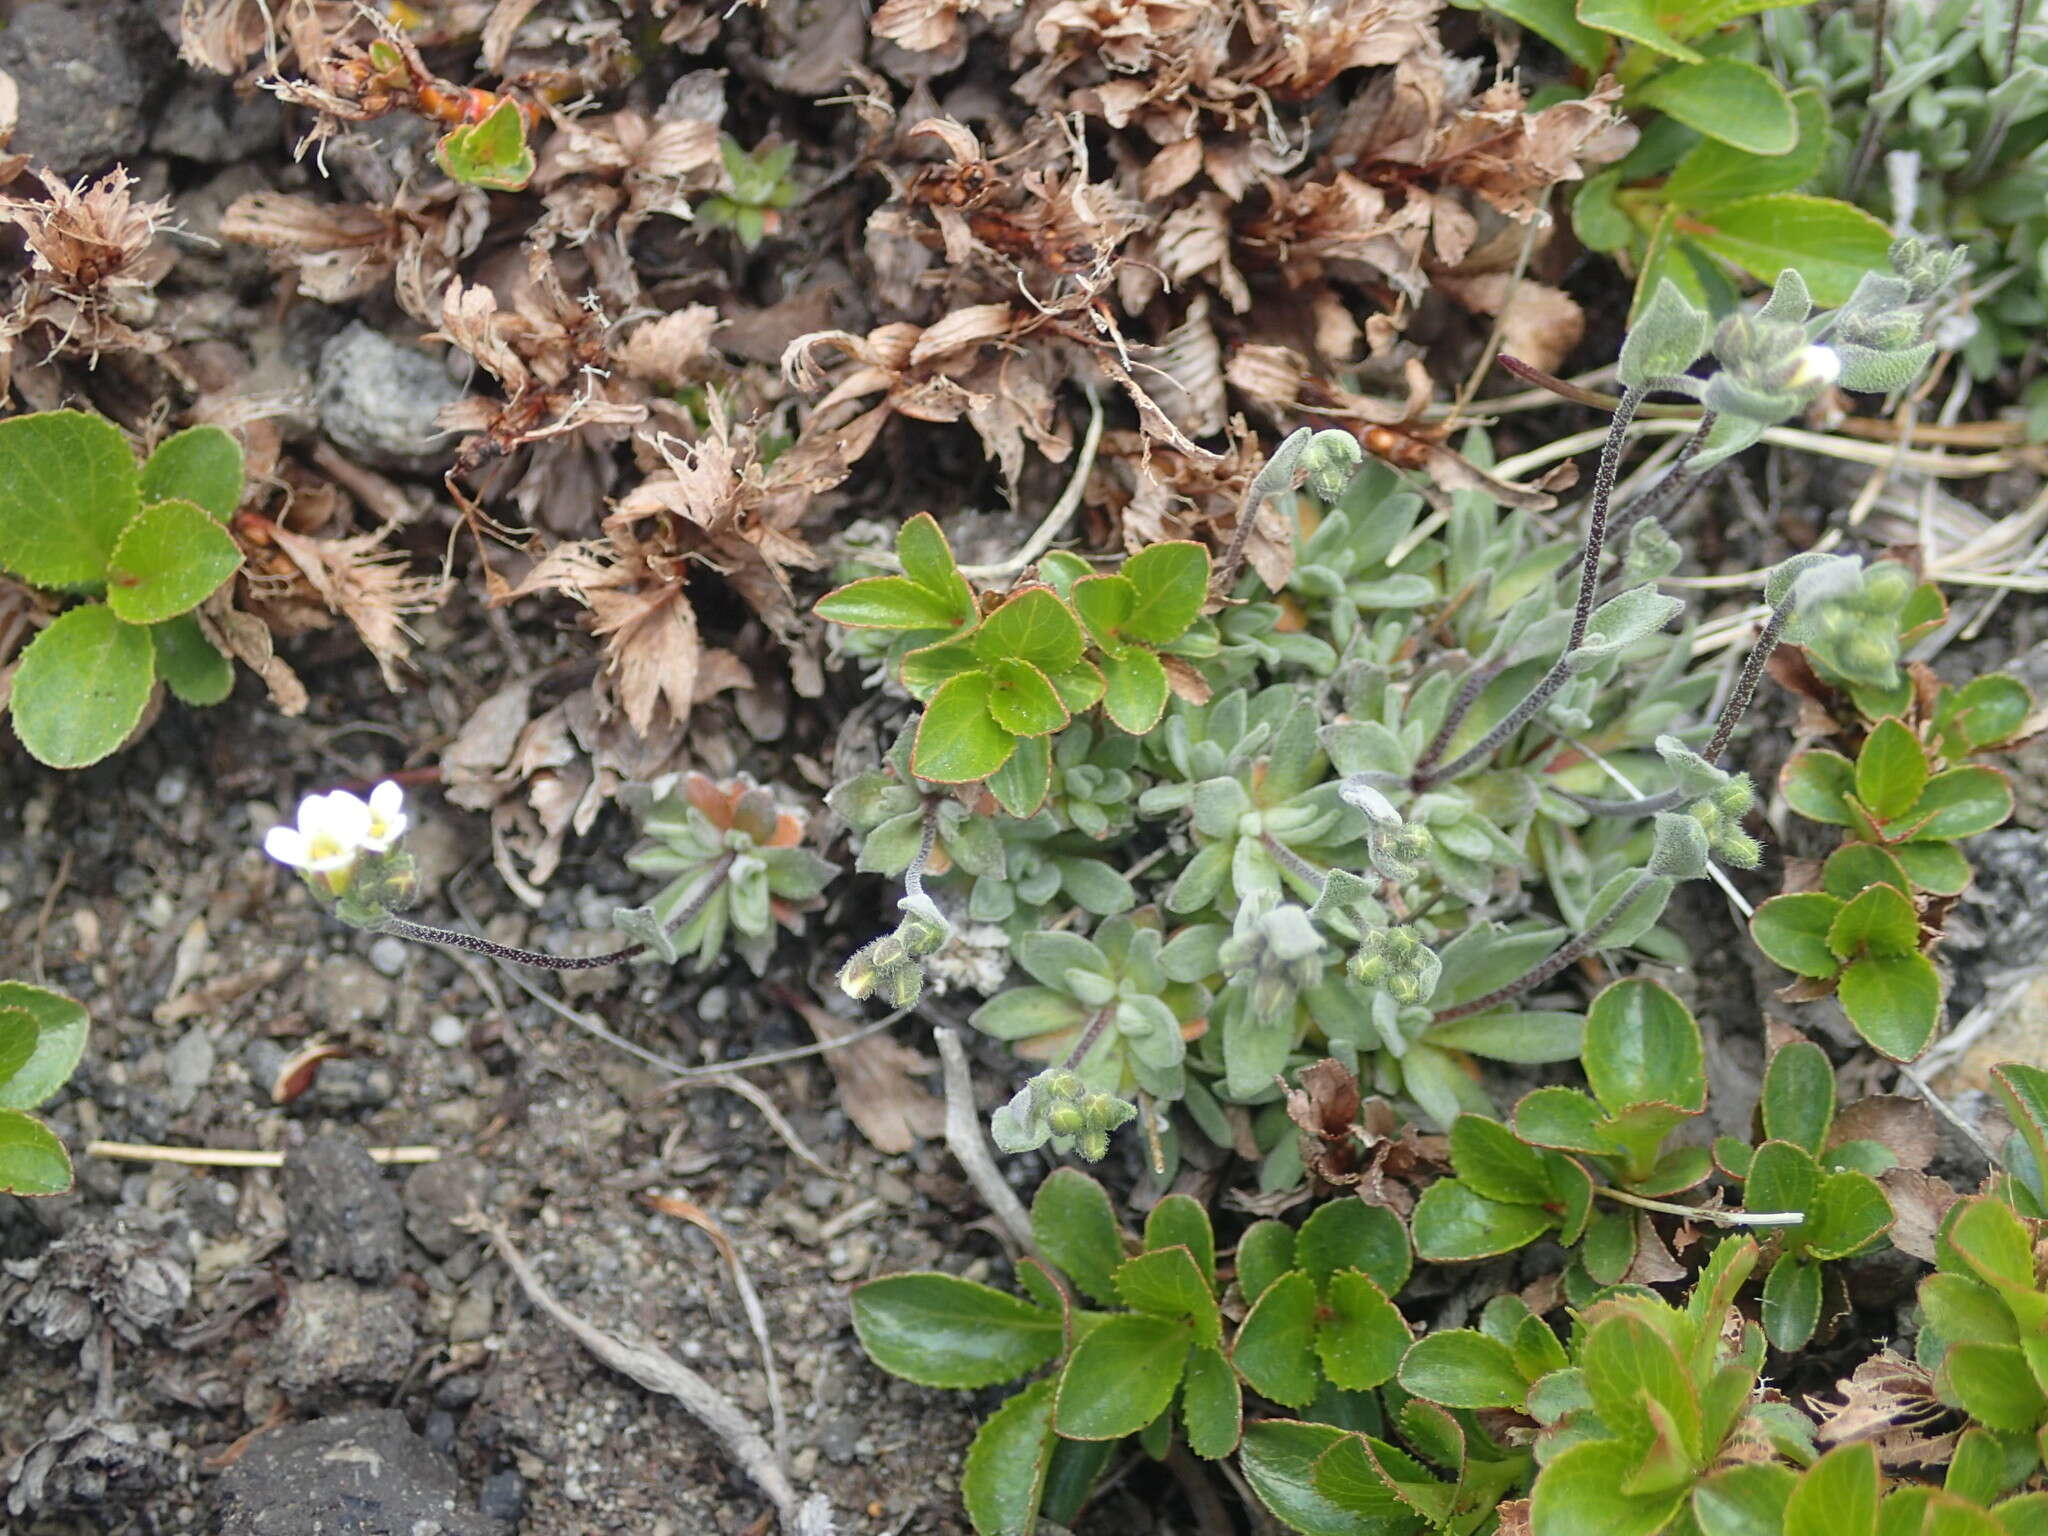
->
xmin=268 ymin=1278 xmax=419 ymax=1398
xmin=314 ymin=323 xmax=468 ymax=474
xmin=281 ymin=1134 xmax=406 ymax=1284
xmin=210 ymin=1410 xmax=505 ymax=1536
xmin=0 ymin=0 xmax=175 ymax=176
xmin=306 ymin=953 xmax=393 ymax=1029
xmin=402 ymin=1157 xmax=489 ymax=1260
xmin=148 ymin=76 xmax=284 ymax=164
xmin=163 ymin=1026 xmax=215 ymax=1113
xmin=477 ymin=1469 xmax=526 ymax=1524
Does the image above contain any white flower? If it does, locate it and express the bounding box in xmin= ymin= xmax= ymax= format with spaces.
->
xmin=264 ymin=790 xmax=374 ymax=873
xmin=1787 ymin=344 xmax=1842 ymax=391
xmin=362 ymin=781 xmax=408 ymax=853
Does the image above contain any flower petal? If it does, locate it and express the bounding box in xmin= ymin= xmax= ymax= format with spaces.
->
xmin=264 ymin=826 xmax=311 ymax=867
xmin=369 ymin=781 xmax=405 ymax=819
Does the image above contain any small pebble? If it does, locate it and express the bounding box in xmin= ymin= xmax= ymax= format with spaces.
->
xmin=430 ymin=1015 xmax=467 ymax=1049
xmin=478 ymin=1470 xmax=527 ymax=1523
xmin=155 ymin=769 xmax=190 ymax=807
xmin=368 ymin=936 xmax=409 ymax=977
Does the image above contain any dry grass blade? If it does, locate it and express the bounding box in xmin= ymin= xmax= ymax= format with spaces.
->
xmin=642 ymin=1192 xmax=791 ymax=1474
xmin=486 ymin=1219 xmax=838 ymax=1535
xmin=933 ymin=1026 xmax=1038 ymax=1256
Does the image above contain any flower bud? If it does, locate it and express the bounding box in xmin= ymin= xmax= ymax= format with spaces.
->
xmin=1302 ymin=429 xmax=1365 ymax=504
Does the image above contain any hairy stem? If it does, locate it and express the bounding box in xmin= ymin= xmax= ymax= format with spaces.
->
xmin=1430 ymin=868 xmax=1659 ymax=1022
xmin=903 ymin=802 xmax=941 ymax=902
xmin=1701 ymin=600 xmax=1793 ymax=762
xmin=1212 ymin=428 xmax=1312 ymax=597
xmin=1413 ymin=657 xmax=1507 ymax=778
xmin=1056 ymin=1007 xmax=1118 ymax=1074
xmin=1607 ymin=412 xmax=1720 ymax=543
xmin=1843 ymin=0 xmax=1893 ymax=201
xmin=381 ymin=850 xmax=737 ymax=970
xmin=1557 ymin=595 xmax=1795 ymax=817
xmin=1260 ymin=830 xmax=1328 ymax=892
xmin=1412 ymin=387 xmax=1644 ymax=791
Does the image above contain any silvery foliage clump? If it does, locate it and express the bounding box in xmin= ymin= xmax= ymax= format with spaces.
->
xmin=1768 ymin=0 xmax=2042 ymax=396
xmin=831 ymin=248 xmax=1957 ymax=1177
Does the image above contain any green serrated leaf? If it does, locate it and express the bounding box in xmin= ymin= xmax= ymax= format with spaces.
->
xmin=1411 ymin=1178 xmax=1553 ymax=1261
xmin=1119 ymin=542 xmax=1209 ymax=644
xmin=1116 ymin=1246 xmax=1221 ymax=1344
xmin=1903 ymin=767 xmax=2014 ymax=842
xmin=1762 ymin=1040 xmax=1834 ymax=1156
xmin=1232 ymin=1270 xmax=1320 ymax=1408
xmin=962 ymin=1380 xmax=1058 ymax=1536
xmin=1761 ymin=1254 xmax=1823 ymax=1351
xmin=1398 ymin=1328 xmax=1527 ymax=1410
xmin=9 ymin=603 xmax=156 ymax=768
xmin=1531 ymin=1436 xmax=1687 ymax=1536
xmin=1826 ymin=883 xmax=1920 ymax=960
xmin=912 ymin=672 xmax=1015 ymax=782
xmin=1634 ymin=59 xmax=1797 ymax=156
xmin=1182 ymin=1345 xmax=1243 ymax=1459
xmin=150 ymin=614 xmax=235 ymax=707
xmin=0 ymin=1108 xmax=73 ymax=1197
xmin=1032 ymin=1168 xmax=1125 ymax=1306
xmin=140 ymin=425 xmax=243 ymax=521
xmin=1055 ymin=1314 xmax=1191 ymax=1439
xmin=1144 ymin=1195 xmax=1216 ymax=1289
xmin=985 ymin=658 xmax=1069 ymax=737
xmin=1316 ymin=1271 xmax=1410 ymax=1392
xmin=850 ymin=1273 xmax=1062 ymax=1389
xmin=1839 ymin=952 xmax=1941 ymax=1062
xmin=975 ymin=587 xmax=1085 ymax=672
xmin=1295 ymin=1199 xmax=1410 ymax=1297
xmin=1856 ymin=718 xmax=1931 ymax=822
xmin=816 ymin=574 xmax=973 ymax=631
xmin=0 ymin=983 xmax=89 ymax=1110
xmin=0 ymin=409 xmax=141 ymax=588
xmin=1584 ymin=977 xmax=1705 ymax=1116
xmin=104 ymin=498 xmax=242 ymax=624
xmin=1784 ymin=1442 xmax=1880 ymax=1536
xmin=1688 ymin=194 xmax=1893 ymax=306
xmin=434 ymin=97 xmax=536 ymax=190
xmin=1099 ymin=646 xmax=1170 ymax=735
xmin=1750 ymin=892 xmax=1845 ymax=979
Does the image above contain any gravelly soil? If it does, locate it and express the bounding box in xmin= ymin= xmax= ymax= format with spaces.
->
xmin=0 ymin=612 xmax=1003 ymax=1535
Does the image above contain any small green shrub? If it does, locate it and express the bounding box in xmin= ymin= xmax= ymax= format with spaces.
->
xmin=1460 ymin=0 xmax=1894 ymax=310
xmin=697 ymin=137 xmax=800 ymax=250
xmin=820 ymin=247 xmax=1957 ymax=1172
xmin=1749 ymin=581 xmax=2032 ymax=1062
xmin=0 ymin=411 xmax=246 ymax=767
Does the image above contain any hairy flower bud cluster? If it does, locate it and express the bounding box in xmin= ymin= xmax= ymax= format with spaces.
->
xmin=1349 ymin=924 xmax=1439 ymax=1005
xmin=1687 ymin=774 xmax=1762 ymax=870
xmin=837 ymin=894 xmax=951 ymax=1007
xmin=990 ymin=1067 xmax=1137 ymax=1162
xmin=1791 ymin=558 xmax=1912 ymax=690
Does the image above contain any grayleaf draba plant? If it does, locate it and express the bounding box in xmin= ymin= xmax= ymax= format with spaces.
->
xmin=265 ymin=772 xmax=837 ymax=978
xmin=818 ymin=243 xmax=1960 ymax=1167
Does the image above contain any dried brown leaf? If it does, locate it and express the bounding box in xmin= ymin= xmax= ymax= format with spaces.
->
xmin=1808 ymin=1348 xmax=1959 ymax=1467
xmin=1876 ymin=1167 xmax=1959 ymax=1262
xmin=1831 ymin=1095 xmax=1941 ymax=1172
xmin=266 ymin=526 xmax=445 ymax=691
